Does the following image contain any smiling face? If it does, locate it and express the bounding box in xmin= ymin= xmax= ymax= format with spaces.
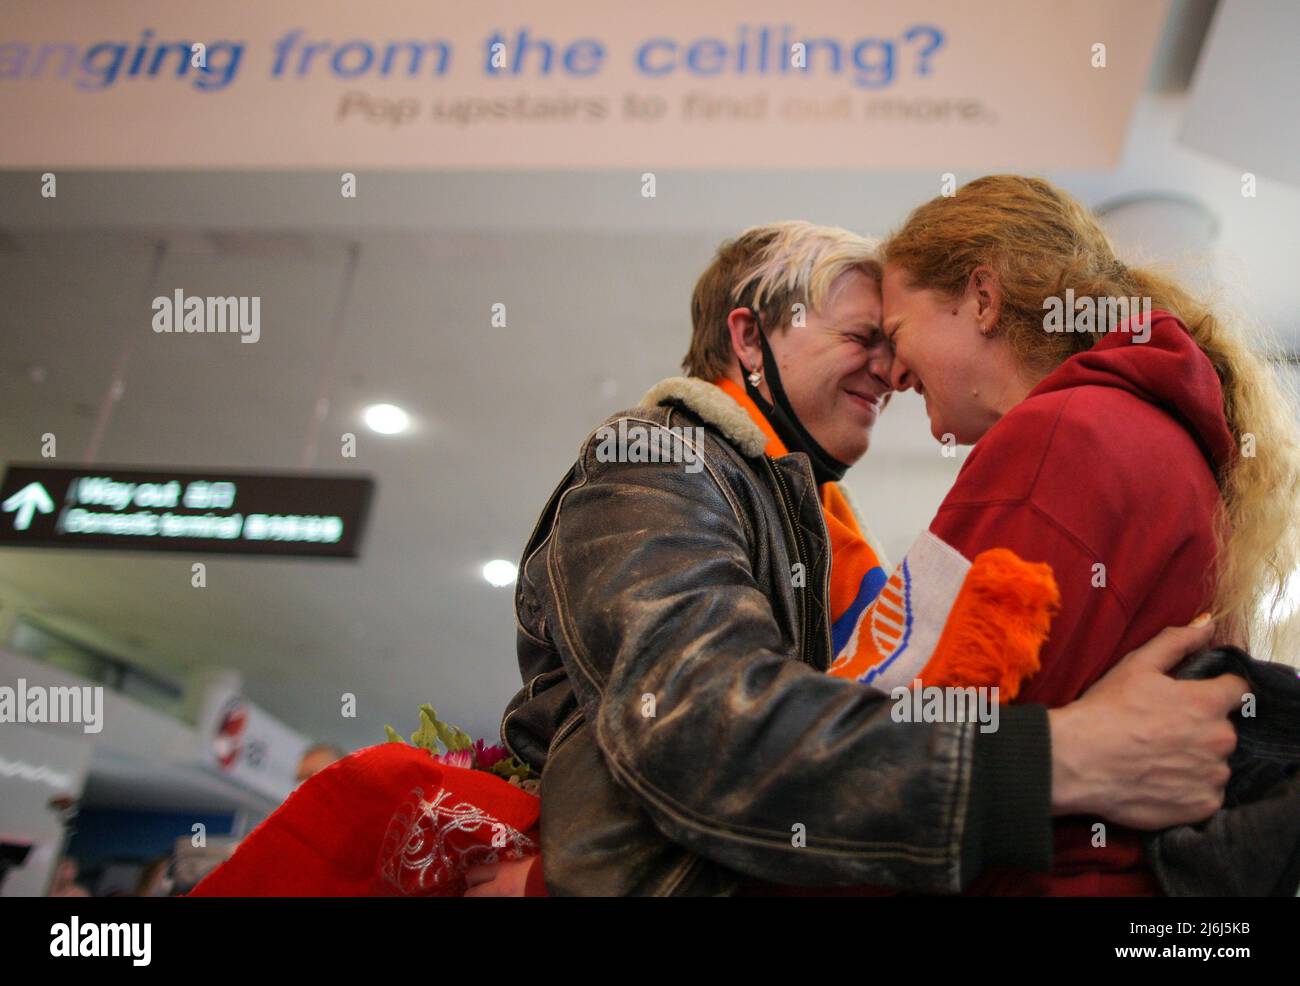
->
xmin=760 ymin=268 xmax=893 ymax=464
xmin=881 ymin=262 xmax=1035 ymax=445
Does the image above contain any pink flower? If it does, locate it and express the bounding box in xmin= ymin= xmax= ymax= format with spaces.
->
xmin=435 ymin=748 xmax=474 ymax=769
xmin=473 ymin=740 xmax=508 ymax=769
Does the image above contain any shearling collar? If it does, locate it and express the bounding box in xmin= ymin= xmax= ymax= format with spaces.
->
xmin=640 ymin=376 xmax=768 ymax=458
xmin=639 ymin=375 xmax=890 ymax=567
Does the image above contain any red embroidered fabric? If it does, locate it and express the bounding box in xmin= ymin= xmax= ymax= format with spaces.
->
xmin=191 ymin=743 xmax=540 ymax=897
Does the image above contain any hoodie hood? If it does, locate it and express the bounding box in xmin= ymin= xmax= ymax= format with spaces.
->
xmin=1026 ymin=310 xmax=1236 ymax=477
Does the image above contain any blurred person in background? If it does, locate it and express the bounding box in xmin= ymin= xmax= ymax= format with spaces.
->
xmin=296 ymin=741 xmax=346 ymax=784
xmin=47 ymin=856 xmax=89 ymax=897
xmin=134 ymin=856 xmax=173 ymax=897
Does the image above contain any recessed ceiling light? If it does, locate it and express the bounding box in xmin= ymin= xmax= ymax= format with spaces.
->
xmin=482 ymin=559 xmax=518 ymax=588
xmin=363 ymin=403 xmax=410 ymax=435
xmin=1095 ymin=193 xmax=1219 ymax=263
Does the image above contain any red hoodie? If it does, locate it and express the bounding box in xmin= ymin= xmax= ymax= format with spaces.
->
xmin=931 ymin=310 xmax=1235 ymax=895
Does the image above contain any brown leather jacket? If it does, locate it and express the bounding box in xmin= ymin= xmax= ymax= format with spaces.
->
xmin=500 ymin=377 xmax=1052 ymax=895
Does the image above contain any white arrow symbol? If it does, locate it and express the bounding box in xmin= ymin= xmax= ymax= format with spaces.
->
xmin=3 ymin=482 xmax=54 ymax=531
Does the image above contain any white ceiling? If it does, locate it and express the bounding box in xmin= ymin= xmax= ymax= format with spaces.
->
xmin=2 ymin=5 xmax=1299 ymax=751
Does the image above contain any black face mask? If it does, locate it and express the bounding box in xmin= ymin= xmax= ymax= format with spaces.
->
xmin=741 ymin=309 xmax=849 ymax=485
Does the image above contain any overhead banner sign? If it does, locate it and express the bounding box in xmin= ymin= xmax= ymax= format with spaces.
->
xmin=0 ymin=0 xmax=1167 ymax=170
xmin=0 ymin=464 xmax=374 ymax=558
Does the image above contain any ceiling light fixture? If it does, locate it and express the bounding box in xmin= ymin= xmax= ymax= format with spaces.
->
xmin=363 ymin=403 xmax=410 ymax=435
xmin=482 ymin=559 xmax=518 ymax=588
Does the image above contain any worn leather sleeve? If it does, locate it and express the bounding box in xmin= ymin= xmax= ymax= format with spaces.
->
xmin=537 ymin=719 xmax=738 ymax=896
xmin=537 ymin=429 xmax=990 ymax=892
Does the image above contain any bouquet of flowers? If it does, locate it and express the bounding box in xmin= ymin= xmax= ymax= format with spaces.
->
xmin=384 ymin=705 xmax=539 ymax=794
xmin=191 ymin=707 xmax=541 ymax=897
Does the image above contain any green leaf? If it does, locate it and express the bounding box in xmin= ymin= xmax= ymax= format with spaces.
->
xmin=391 ymin=705 xmax=530 ymax=776
xmin=410 ymin=705 xmax=445 ymax=753
xmin=441 ymin=723 xmax=475 ymax=754
xmin=421 ymin=704 xmax=474 ymax=754
xmin=487 ymin=756 xmax=537 ymax=783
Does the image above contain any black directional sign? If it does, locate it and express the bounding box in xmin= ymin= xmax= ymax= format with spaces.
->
xmin=0 ymin=464 xmax=374 ymax=558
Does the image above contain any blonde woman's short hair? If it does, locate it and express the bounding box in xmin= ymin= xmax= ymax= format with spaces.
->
xmin=683 ymin=221 xmax=881 ymax=380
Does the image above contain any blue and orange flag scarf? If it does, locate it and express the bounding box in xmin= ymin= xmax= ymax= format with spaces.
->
xmin=715 ymin=378 xmax=1059 ymax=702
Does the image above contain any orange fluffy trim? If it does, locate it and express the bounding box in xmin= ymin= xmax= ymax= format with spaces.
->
xmin=919 ymin=548 xmax=1060 ymax=702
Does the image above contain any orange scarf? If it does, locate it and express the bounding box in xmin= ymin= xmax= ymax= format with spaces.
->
xmin=713 ymin=377 xmax=1058 ymax=699
xmin=714 ymin=378 xmax=887 ymax=648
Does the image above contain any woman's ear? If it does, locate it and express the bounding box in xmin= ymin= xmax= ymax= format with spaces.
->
xmin=726 ymin=307 xmax=764 ymax=378
xmin=968 ymin=265 xmax=1002 ymax=335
